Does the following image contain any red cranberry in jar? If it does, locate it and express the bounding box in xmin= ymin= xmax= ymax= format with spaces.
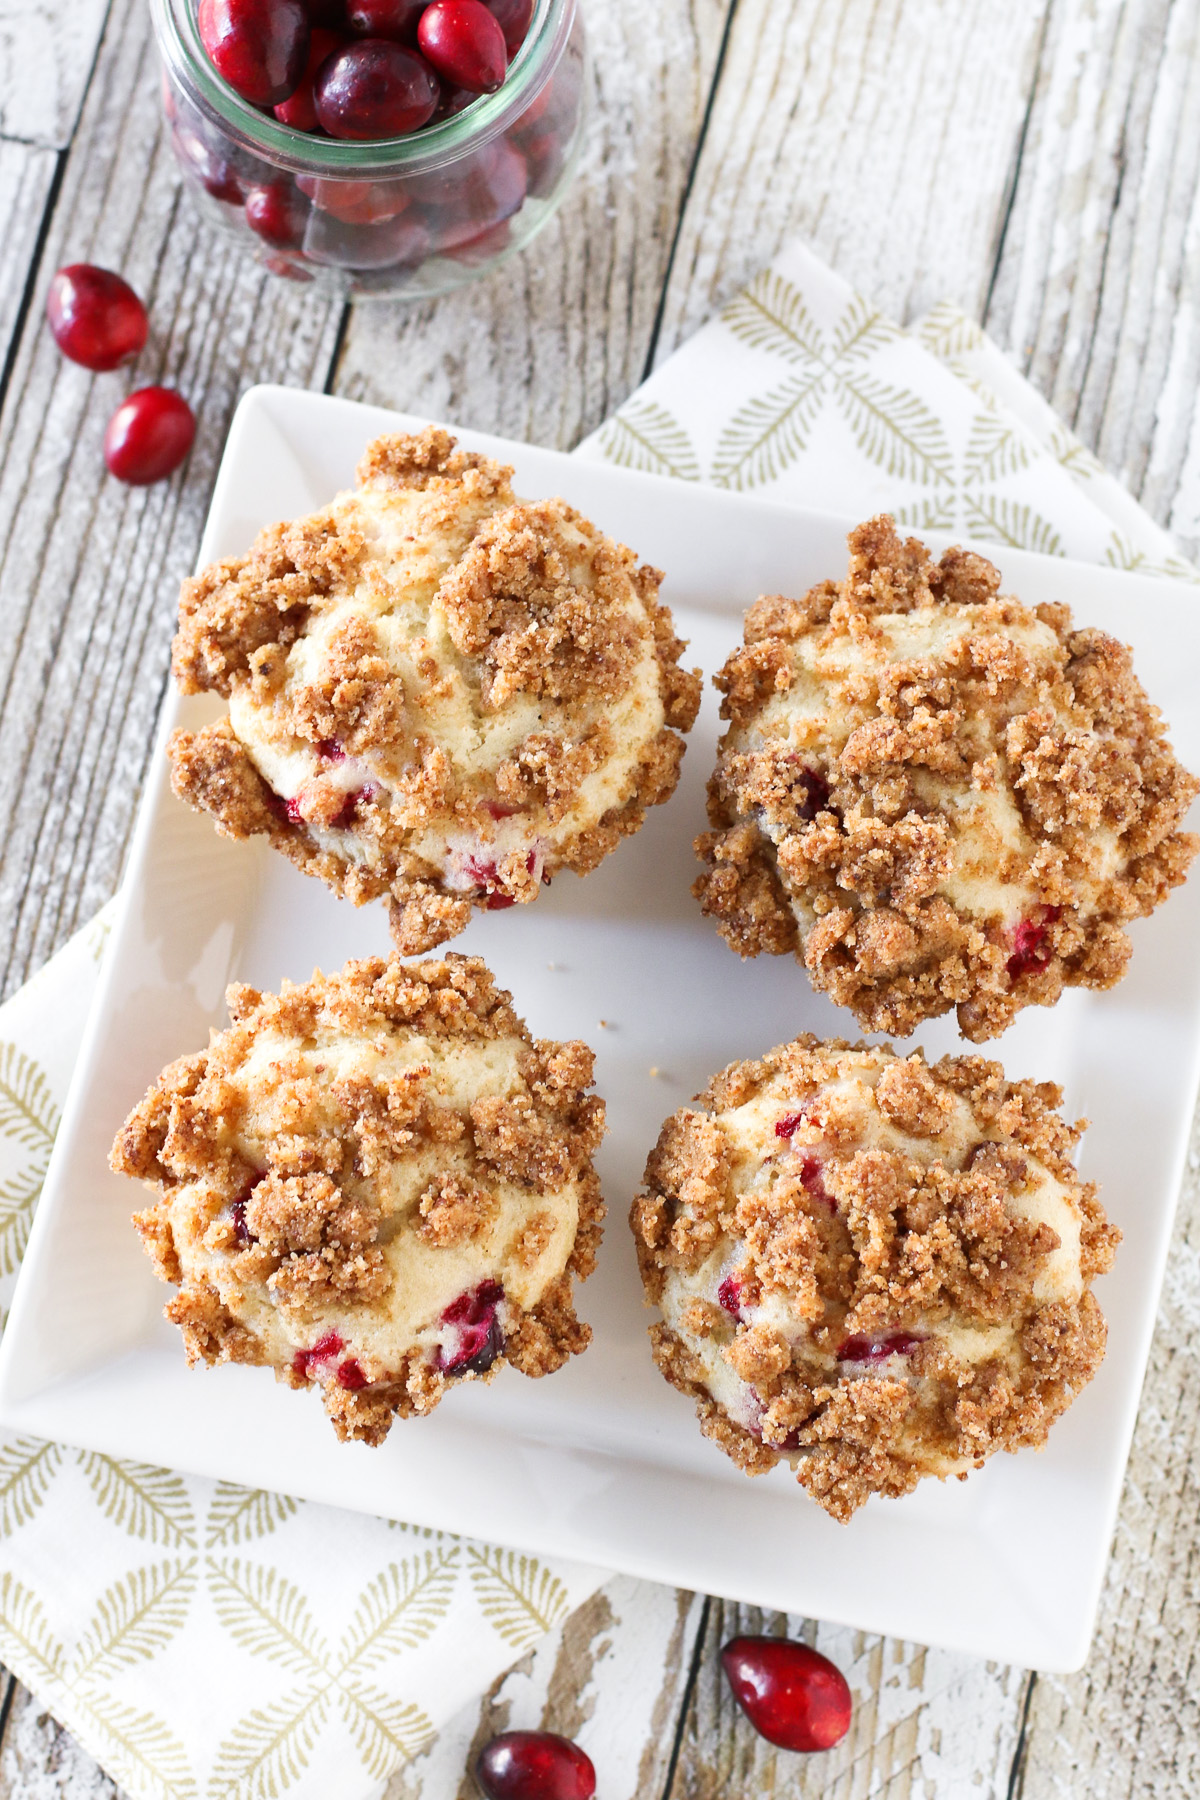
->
xmin=198 ymin=0 xmax=311 ymax=106
xmin=303 ymin=202 xmax=431 ymax=268
xmin=483 ymin=0 xmax=532 ymax=55
xmin=423 ymin=135 xmax=525 ymax=247
xmin=445 ymin=216 xmax=511 ymax=264
xmin=519 ymin=123 xmax=564 ymax=196
xmin=417 ymin=0 xmax=507 ymax=93
xmin=306 ymin=0 xmax=347 ymax=20
xmin=47 ymin=265 xmax=149 ymax=372
xmin=297 ymin=173 xmax=410 ymax=222
xmin=244 ymin=180 xmax=310 ymax=246
xmin=314 ymin=40 xmax=441 ymax=136
xmin=274 ymin=26 xmax=349 ymax=127
xmin=345 ymin=0 xmax=429 ymax=41
xmin=104 ymin=387 xmax=196 ymax=486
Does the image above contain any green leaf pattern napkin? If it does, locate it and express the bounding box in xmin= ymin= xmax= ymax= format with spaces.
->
xmin=0 ymin=236 xmax=1192 ymax=1800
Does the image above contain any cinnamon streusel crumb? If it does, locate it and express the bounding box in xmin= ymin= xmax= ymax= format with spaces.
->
xmin=694 ymin=516 xmax=1198 ymax=1040
xmin=169 ymin=430 xmax=701 ymax=952
xmin=631 ymin=1034 xmax=1118 ymax=1520
xmin=111 ymin=953 xmax=606 ymax=1445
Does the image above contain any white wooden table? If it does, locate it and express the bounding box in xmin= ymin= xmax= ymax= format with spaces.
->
xmin=2 ymin=1 xmax=1199 ymax=1793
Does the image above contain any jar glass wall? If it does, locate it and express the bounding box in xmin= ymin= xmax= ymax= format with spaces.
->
xmin=150 ymin=0 xmax=586 ymax=300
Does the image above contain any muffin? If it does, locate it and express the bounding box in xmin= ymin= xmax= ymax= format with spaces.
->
xmin=111 ymin=954 xmax=605 ymax=1444
xmin=169 ymin=428 xmax=701 ymax=953
xmin=630 ymin=1035 xmax=1118 ymax=1521
xmin=695 ymin=516 xmax=1198 ymax=1041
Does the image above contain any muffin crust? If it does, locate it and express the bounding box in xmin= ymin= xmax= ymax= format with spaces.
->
xmin=111 ymin=954 xmax=605 ymax=1444
xmin=695 ymin=516 xmax=1198 ymax=1040
xmin=169 ymin=430 xmax=701 ymax=953
xmin=631 ymin=1035 xmax=1118 ymax=1521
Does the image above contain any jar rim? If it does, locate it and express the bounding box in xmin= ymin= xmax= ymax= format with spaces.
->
xmin=151 ymin=0 xmax=575 ymax=175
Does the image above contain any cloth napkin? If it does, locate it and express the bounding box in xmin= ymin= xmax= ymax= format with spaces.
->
xmin=0 ymin=235 xmax=1192 ymax=1800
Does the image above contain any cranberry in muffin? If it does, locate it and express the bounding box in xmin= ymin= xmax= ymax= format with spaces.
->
xmin=111 ymin=953 xmax=605 ymax=1444
xmin=695 ymin=516 xmax=1197 ymax=1041
xmin=631 ymin=1034 xmax=1118 ymax=1521
xmin=170 ymin=428 xmax=700 ymax=953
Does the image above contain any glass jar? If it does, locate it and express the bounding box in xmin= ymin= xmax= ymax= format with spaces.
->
xmin=150 ymin=0 xmax=586 ymax=300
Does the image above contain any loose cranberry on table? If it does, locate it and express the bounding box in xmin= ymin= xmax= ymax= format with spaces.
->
xmin=418 ymin=0 xmax=507 ymax=93
xmin=274 ymin=25 xmax=348 ymax=127
xmin=483 ymin=0 xmax=532 ymax=55
xmin=314 ymin=39 xmax=441 ymax=136
xmin=198 ymin=0 xmax=311 ymax=106
xmin=46 ymin=265 xmax=149 ymax=372
xmin=475 ymin=1731 xmax=596 ymax=1800
xmin=103 ymin=388 xmax=196 ymax=486
xmin=345 ymin=0 xmax=429 ymax=40
xmin=721 ymin=1636 xmax=852 ymax=1753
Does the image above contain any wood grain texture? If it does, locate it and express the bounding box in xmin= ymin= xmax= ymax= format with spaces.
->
xmin=384 ymin=1577 xmax=705 ymax=1799
xmin=333 ymin=0 xmax=730 ymax=449
xmin=0 ymin=143 xmax=59 ymax=391
xmin=984 ymin=0 xmax=1200 ymax=561
xmin=0 ymin=0 xmax=343 ymax=1003
xmin=649 ymin=0 xmax=1050 ymax=364
xmin=0 ymin=1680 xmax=125 ymax=1799
xmin=665 ymin=1600 xmax=1030 ymax=1798
xmin=0 ymin=1 xmax=111 ymax=149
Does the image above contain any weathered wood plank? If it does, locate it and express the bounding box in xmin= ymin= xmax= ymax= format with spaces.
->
xmin=0 ymin=0 xmax=111 ymax=149
xmin=333 ymin=0 xmax=730 ymax=449
xmin=0 ymin=0 xmax=344 ymax=1003
xmin=649 ymin=0 xmax=1050 ymax=365
xmin=1012 ymin=1116 xmax=1200 ymax=1799
xmin=0 ymin=141 xmax=59 ymax=392
xmin=985 ymin=0 xmax=1200 ymax=560
xmin=0 ymin=1679 xmax=127 ymax=1799
xmin=665 ymin=1600 xmax=1029 ymax=1798
xmin=384 ymin=1577 xmax=705 ymax=1799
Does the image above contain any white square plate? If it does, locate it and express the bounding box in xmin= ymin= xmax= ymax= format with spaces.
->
xmin=3 ymin=385 xmax=1198 ymax=1673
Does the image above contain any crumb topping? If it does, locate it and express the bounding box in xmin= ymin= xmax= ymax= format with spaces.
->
xmin=695 ymin=516 xmax=1198 ymax=1040
xmin=169 ymin=430 xmax=701 ymax=953
xmin=630 ymin=1034 xmax=1118 ymax=1521
xmin=111 ymin=953 xmax=606 ymax=1445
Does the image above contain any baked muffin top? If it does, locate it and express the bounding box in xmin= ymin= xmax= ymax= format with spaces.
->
xmin=170 ymin=429 xmax=701 ymax=953
xmin=111 ymin=954 xmax=605 ymax=1445
xmin=631 ymin=1035 xmax=1118 ymax=1521
xmin=695 ymin=516 xmax=1198 ymax=1040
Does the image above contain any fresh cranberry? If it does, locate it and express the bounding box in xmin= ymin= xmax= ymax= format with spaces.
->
xmin=315 ymin=40 xmax=440 ymax=136
xmin=337 ymin=1357 xmax=368 ymax=1388
xmin=717 ymin=1276 xmax=743 ymax=1321
xmin=793 ymin=765 xmax=830 ymax=821
xmin=476 ymin=1732 xmax=595 ymax=1800
xmin=307 ymin=0 xmax=347 ymax=20
xmin=519 ymin=125 xmax=564 ymax=197
xmin=418 ymin=0 xmax=507 ymax=93
xmin=433 ymin=81 xmax=479 ymax=119
xmin=293 ymin=1330 xmax=345 ymax=1379
xmin=721 ymin=1637 xmax=851 ymax=1752
xmin=1006 ymin=906 xmax=1061 ymax=980
xmin=304 ymin=204 xmax=432 ymax=268
xmin=346 ymin=0 xmax=428 ymax=40
xmin=482 ymin=0 xmax=531 ymax=55
xmin=437 ymin=1279 xmax=504 ymax=1375
xmin=198 ymin=0 xmax=311 ymax=105
xmin=46 ymin=266 xmax=148 ymax=372
xmin=275 ymin=26 xmax=348 ymax=126
xmin=245 ymin=181 xmax=309 ymax=246
xmin=298 ymin=173 xmax=410 ymax=222
xmin=427 ymin=135 xmax=525 ymax=246
xmin=104 ymin=388 xmax=195 ymax=485
xmin=173 ymin=124 xmax=249 ymax=202
xmin=836 ymin=1330 xmax=924 ymax=1363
